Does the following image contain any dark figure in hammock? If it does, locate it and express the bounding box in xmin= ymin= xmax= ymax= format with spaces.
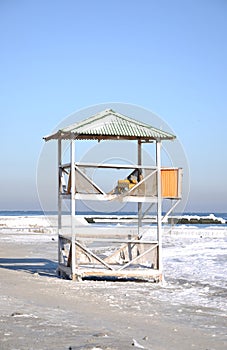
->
xmin=127 ymin=169 xmax=143 ymax=184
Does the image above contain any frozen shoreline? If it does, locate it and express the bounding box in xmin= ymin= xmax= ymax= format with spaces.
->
xmin=0 ymin=216 xmax=226 ymax=349
xmin=0 ymin=215 xmax=227 ymax=242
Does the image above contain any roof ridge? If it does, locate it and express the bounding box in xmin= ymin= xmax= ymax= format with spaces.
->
xmin=61 ymin=109 xmax=114 ymax=132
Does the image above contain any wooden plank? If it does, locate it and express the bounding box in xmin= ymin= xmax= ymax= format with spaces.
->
xmin=74 ymin=165 xmax=106 ymax=195
xmin=161 ymin=169 xmax=178 ymax=198
xmin=62 ymin=162 xmax=179 ymax=171
xmin=59 ymin=234 xmax=158 ymax=243
xmin=58 ymin=138 xmax=62 ymax=268
xmin=77 ymin=268 xmax=162 ymax=282
xmin=57 ymin=261 xmax=162 ymax=282
xmin=75 ymin=162 xmax=157 ymax=170
xmin=70 ymin=140 xmax=76 ymax=277
xmin=57 ymin=264 xmax=162 ymax=282
xmin=76 ymin=239 xmax=158 ymax=244
xmin=61 ymin=192 xmax=159 ymax=202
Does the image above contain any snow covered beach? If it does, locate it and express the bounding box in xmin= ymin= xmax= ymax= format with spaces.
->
xmin=0 ymin=214 xmax=226 ymax=349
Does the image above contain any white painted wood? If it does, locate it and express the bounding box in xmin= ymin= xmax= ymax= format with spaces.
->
xmin=75 ymin=162 xmax=157 ymax=170
xmin=138 ymin=140 xmax=142 ymax=236
xmin=58 ymin=139 xmax=62 ymax=267
xmin=75 ymin=239 xmax=158 ymax=244
xmin=156 ymin=140 xmax=162 ymax=272
xmin=74 ymin=164 xmax=106 ymax=195
xmin=62 ymin=162 xmax=179 ymax=170
xmin=70 ymin=140 xmax=76 ymax=278
xmin=72 ymin=193 xmax=158 ymax=203
xmin=54 ymin=136 xmax=181 ymax=281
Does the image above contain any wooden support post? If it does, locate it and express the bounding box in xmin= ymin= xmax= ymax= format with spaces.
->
xmin=138 ymin=140 xmax=142 ymax=236
xmin=70 ymin=140 xmax=76 ymax=280
xmin=156 ymin=140 xmax=162 ymax=272
xmin=57 ymin=139 xmax=62 ymax=275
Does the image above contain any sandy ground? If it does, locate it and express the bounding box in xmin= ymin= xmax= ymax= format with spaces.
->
xmin=0 ymin=229 xmax=226 ymax=350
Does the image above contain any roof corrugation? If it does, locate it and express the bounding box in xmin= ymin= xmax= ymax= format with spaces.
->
xmin=44 ymin=109 xmax=176 ymax=141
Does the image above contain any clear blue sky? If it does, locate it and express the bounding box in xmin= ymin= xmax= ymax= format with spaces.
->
xmin=1 ymin=0 xmax=226 ymax=212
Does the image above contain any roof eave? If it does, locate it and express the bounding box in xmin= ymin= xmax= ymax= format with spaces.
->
xmin=44 ymin=132 xmax=176 ymax=142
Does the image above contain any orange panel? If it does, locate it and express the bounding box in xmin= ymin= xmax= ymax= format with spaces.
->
xmin=161 ymin=169 xmax=178 ymax=198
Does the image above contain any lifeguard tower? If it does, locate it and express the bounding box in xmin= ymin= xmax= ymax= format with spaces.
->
xmin=44 ymin=109 xmax=182 ymax=282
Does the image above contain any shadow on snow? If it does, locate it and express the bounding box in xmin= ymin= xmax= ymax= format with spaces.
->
xmin=0 ymin=258 xmax=58 ymax=278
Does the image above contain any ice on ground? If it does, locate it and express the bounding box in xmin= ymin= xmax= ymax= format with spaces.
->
xmin=0 ymin=216 xmax=226 ymax=318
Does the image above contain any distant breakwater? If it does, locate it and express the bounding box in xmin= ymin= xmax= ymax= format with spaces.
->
xmin=85 ymin=213 xmax=227 ymax=225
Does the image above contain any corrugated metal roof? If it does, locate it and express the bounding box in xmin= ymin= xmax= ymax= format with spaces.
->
xmin=44 ymin=109 xmax=176 ymax=141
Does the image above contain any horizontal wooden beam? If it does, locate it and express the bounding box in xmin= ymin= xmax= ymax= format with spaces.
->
xmin=61 ymin=193 xmax=158 ymax=203
xmin=76 ymin=268 xmax=162 ymax=282
xmin=60 ymin=236 xmax=158 ymax=244
xmin=60 ymin=162 xmax=181 ymax=171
